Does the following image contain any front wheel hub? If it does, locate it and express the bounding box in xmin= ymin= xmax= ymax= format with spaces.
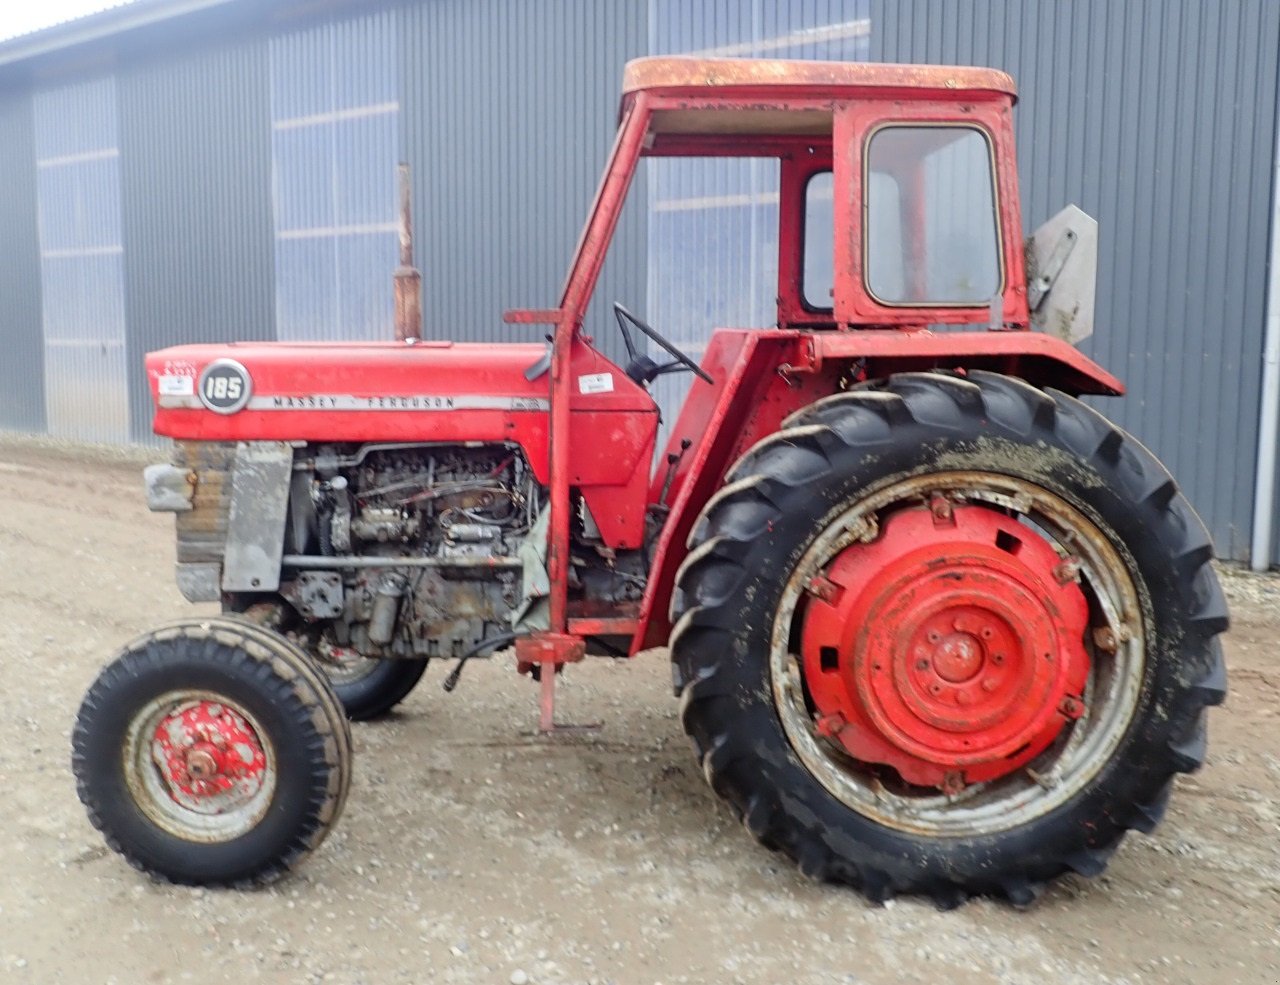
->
xmin=801 ymin=504 xmax=1090 ymax=789
xmin=150 ymin=700 xmax=269 ymax=814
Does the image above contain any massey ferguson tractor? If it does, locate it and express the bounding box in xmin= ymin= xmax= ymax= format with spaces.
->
xmin=73 ymin=57 xmax=1227 ymax=906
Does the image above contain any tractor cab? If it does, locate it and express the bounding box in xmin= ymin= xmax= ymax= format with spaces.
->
xmin=538 ymin=57 xmax=1028 ymax=342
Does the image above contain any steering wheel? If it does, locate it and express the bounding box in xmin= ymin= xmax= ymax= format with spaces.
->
xmin=613 ymin=303 xmax=713 ymax=386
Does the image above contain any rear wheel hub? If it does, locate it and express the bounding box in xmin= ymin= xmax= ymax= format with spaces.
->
xmin=802 ymin=504 xmax=1090 ymax=789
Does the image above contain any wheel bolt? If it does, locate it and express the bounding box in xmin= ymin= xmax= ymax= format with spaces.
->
xmin=957 ymin=691 xmax=972 ymax=706
xmin=980 ymin=627 xmax=994 ymax=639
xmin=982 ymin=678 xmax=998 ymax=692
xmin=187 ymin=749 xmax=218 ymax=780
xmin=929 ymin=683 xmax=943 ymax=695
xmin=927 ymin=631 xmax=940 ymax=643
xmin=992 ymin=653 xmax=1005 ymax=665
xmin=916 ymin=659 xmax=930 ymax=670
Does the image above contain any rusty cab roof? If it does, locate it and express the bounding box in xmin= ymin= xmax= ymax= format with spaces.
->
xmin=620 ymin=57 xmax=1016 ymax=149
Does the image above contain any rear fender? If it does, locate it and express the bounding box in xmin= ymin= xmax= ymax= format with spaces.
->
xmin=632 ymin=328 xmax=1124 ymax=652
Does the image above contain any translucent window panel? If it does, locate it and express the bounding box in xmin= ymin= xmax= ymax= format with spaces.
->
xmin=32 ymin=76 xmax=129 ymax=443
xmin=269 ymin=11 xmax=399 ymax=341
xmin=803 ymin=171 xmax=834 ymax=309
xmin=865 ymin=126 xmax=1001 ymax=306
xmin=40 ymin=254 xmax=128 ymax=344
xmin=275 ymin=236 xmax=337 ymax=341
xmin=335 ymin=232 xmax=398 ymax=340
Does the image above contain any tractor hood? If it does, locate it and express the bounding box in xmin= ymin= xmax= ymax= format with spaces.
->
xmin=145 ymin=339 xmax=655 ymax=452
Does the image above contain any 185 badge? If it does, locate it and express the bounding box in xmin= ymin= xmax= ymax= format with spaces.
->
xmin=197 ymin=359 xmax=252 ymax=414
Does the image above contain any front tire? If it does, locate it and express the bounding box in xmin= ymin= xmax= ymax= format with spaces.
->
xmin=671 ymin=371 xmax=1227 ymax=906
xmin=73 ymin=617 xmax=352 ymax=886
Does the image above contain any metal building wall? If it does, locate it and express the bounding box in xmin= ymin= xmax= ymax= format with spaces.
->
xmin=868 ymin=0 xmax=1280 ymax=561
xmin=270 ymin=10 xmax=400 ymax=343
xmin=33 ymin=78 xmax=130 ymax=444
xmin=398 ymin=0 xmax=648 ymax=361
xmin=0 ymin=0 xmax=1276 ymax=568
xmin=0 ymin=92 xmax=44 ymax=432
xmin=118 ymin=39 xmax=276 ymax=441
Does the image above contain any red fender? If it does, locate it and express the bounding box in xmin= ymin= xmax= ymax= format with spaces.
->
xmin=633 ymin=328 xmax=1124 ymax=652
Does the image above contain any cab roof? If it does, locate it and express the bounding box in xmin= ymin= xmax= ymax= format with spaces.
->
xmin=620 ymin=57 xmax=1015 ymax=144
xmin=621 ymin=56 xmax=1017 ymax=104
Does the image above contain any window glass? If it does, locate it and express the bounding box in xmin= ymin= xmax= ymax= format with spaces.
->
xmin=865 ymin=126 xmax=1001 ymax=305
xmin=802 ymin=171 xmax=834 ymax=309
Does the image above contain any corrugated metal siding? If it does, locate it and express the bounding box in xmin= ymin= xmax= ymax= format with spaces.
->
xmin=33 ymin=77 xmax=130 ymax=444
xmin=271 ymin=9 xmax=400 ymax=342
xmin=118 ymin=39 xmax=275 ymax=441
xmin=646 ymin=0 xmax=870 ymax=432
xmin=0 ymin=92 xmax=44 ymax=432
xmin=398 ymin=0 xmax=648 ymax=362
xmin=869 ymin=0 xmax=1280 ymax=561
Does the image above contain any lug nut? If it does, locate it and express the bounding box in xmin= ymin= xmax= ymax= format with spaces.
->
xmin=186 ymin=749 xmax=218 ymax=780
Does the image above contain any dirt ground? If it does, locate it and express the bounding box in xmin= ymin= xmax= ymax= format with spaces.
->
xmin=0 ymin=436 xmax=1277 ymax=985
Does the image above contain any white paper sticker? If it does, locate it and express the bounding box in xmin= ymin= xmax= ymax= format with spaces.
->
xmin=578 ymin=372 xmax=615 ymax=395
xmin=158 ymin=374 xmax=195 ymax=396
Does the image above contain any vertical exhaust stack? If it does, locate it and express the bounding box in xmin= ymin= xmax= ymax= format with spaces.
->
xmin=394 ymin=162 xmax=423 ymax=342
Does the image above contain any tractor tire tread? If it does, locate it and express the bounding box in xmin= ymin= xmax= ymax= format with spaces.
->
xmin=72 ymin=619 xmax=351 ymax=887
xmin=670 ymin=370 xmax=1226 ymax=907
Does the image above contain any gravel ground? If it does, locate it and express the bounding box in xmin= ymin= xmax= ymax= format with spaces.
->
xmin=0 ymin=436 xmax=1277 ymax=985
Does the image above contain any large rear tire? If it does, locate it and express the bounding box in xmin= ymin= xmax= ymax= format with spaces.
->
xmin=670 ymin=371 xmax=1227 ymax=906
xmin=72 ymin=617 xmax=352 ymax=886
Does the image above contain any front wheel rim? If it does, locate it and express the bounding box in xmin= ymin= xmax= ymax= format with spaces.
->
xmin=122 ymin=690 xmax=276 ymax=842
xmin=769 ymin=471 xmax=1146 ymax=838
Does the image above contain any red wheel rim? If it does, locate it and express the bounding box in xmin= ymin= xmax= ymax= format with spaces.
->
xmin=150 ymin=700 xmax=269 ymax=814
xmin=801 ymin=504 xmax=1090 ymax=790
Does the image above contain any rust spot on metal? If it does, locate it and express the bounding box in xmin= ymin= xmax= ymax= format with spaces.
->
xmin=929 ymin=492 xmax=955 ymax=526
xmin=1053 ymin=556 xmax=1082 ymax=585
xmin=1092 ymin=626 xmax=1119 ymax=653
xmin=805 ymin=572 xmax=843 ymax=605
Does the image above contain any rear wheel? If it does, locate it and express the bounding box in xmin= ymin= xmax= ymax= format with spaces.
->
xmin=312 ymin=638 xmax=428 ymax=722
xmin=72 ymin=618 xmax=351 ymax=886
xmin=232 ymin=600 xmax=427 ymax=721
xmin=671 ymin=371 xmax=1227 ymax=905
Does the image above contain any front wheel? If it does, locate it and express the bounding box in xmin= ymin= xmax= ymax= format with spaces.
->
xmin=671 ymin=371 xmax=1227 ymax=906
xmin=72 ymin=617 xmax=352 ymax=886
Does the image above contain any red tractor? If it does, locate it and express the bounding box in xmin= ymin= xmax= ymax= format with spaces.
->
xmin=73 ymin=57 xmax=1227 ymax=906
